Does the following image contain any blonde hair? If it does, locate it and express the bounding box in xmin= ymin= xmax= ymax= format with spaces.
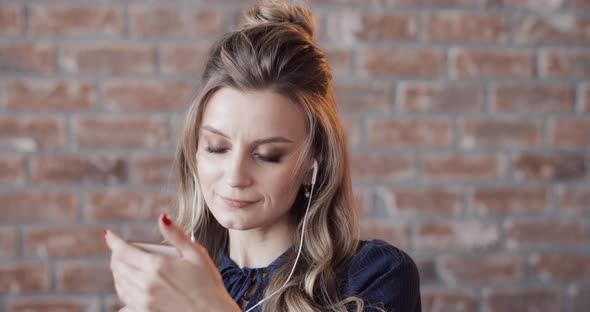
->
xmin=172 ymin=1 xmax=365 ymax=311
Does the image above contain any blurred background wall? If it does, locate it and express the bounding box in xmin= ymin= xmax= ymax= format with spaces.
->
xmin=0 ymin=0 xmax=589 ymax=311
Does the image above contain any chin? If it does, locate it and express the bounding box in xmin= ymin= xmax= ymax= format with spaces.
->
xmin=214 ymin=214 xmax=258 ymax=231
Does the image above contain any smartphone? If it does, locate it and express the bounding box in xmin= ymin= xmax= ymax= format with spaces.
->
xmin=130 ymin=241 xmax=179 ymax=257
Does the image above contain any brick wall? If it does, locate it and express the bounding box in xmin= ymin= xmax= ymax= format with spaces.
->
xmin=0 ymin=0 xmax=589 ymax=311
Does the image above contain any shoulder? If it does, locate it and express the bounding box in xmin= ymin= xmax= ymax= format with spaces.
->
xmin=341 ymin=240 xmax=421 ymax=311
xmin=348 ymin=239 xmax=418 ymax=278
xmin=351 ymin=240 xmax=415 ymax=268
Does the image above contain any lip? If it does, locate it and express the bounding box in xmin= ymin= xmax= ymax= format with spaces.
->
xmin=220 ymin=196 xmax=258 ymax=208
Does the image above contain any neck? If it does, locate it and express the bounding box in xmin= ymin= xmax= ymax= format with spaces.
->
xmin=228 ymin=217 xmax=295 ymax=269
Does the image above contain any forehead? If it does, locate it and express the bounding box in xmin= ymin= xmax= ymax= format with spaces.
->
xmin=200 ymin=87 xmax=308 ymax=142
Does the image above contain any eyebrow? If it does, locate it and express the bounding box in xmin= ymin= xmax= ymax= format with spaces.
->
xmin=200 ymin=125 xmax=294 ymax=145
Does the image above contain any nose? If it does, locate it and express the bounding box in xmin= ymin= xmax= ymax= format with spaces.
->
xmin=225 ymin=152 xmax=253 ymax=188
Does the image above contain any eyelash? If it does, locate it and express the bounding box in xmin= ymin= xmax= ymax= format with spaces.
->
xmin=205 ymin=146 xmax=281 ymax=163
xmin=205 ymin=146 xmax=225 ymax=154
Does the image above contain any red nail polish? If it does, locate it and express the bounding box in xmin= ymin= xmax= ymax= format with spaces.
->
xmin=103 ymin=229 xmax=107 ymax=238
xmin=162 ymin=214 xmax=172 ymax=226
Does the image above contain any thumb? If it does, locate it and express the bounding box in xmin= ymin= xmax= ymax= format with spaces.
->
xmin=158 ymin=213 xmax=202 ymax=261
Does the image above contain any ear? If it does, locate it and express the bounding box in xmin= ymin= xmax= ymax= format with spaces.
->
xmin=303 ymin=158 xmax=318 ymax=185
xmin=311 ymin=159 xmax=318 ymax=185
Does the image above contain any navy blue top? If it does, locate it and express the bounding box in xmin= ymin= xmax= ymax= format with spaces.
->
xmin=218 ymin=240 xmax=421 ymax=311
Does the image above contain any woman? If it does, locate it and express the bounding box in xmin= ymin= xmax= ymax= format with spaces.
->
xmin=104 ymin=1 xmax=421 ymax=311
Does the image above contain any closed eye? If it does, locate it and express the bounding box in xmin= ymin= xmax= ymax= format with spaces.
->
xmin=206 ymin=146 xmax=227 ymax=153
xmin=206 ymin=146 xmax=282 ymax=163
xmin=255 ymin=153 xmax=281 ymax=163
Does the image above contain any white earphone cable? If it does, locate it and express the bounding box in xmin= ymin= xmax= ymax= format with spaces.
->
xmin=245 ymin=181 xmax=315 ymax=312
xmin=190 ymin=157 xmax=316 ymax=311
xmin=191 ymin=174 xmax=198 ymax=242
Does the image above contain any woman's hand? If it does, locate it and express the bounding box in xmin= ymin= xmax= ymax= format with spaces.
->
xmin=104 ymin=214 xmax=240 ymax=312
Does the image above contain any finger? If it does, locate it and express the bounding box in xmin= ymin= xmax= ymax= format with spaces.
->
xmin=116 ymin=267 xmax=180 ymax=312
xmin=112 ymin=254 xmax=184 ymax=312
xmin=111 ymin=256 xmax=144 ymax=293
xmin=110 ymin=253 xmax=147 ymax=308
xmin=158 ymin=213 xmax=203 ymax=261
xmin=105 ymin=229 xmax=158 ymax=269
xmin=112 ymin=263 xmax=155 ymax=311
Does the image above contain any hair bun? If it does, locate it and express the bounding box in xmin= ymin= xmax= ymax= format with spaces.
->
xmin=243 ymin=0 xmax=316 ymax=39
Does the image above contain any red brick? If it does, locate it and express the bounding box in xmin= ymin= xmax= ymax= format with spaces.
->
xmin=161 ymin=44 xmax=210 ymax=75
xmin=0 ymin=228 xmax=17 ymax=258
xmin=421 ymin=290 xmax=477 ymax=312
xmin=334 ymin=80 xmax=393 ymax=112
xmin=441 ymin=255 xmax=523 ymax=284
xmin=102 ymin=80 xmax=192 ymax=112
xmin=130 ymin=6 xmax=223 ymax=38
xmin=105 ymin=296 xmax=125 ymax=312
xmin=352 ymin=187 xmax=372 ymax=218
xmin=473 ymin=187 xmax=548 ymax=216
xmin=341 ymin=116 xmax=362 ymax=147
xmin=484 ymin=0 xmax=567 ymax=9
xmin=24 ymin=228 xmax=108 ymax=257
xmin=461 ymin=119 xmax=542 ymax=149
xmin=368 ymin=118 xmax=453 ymax=147
xmin=514 ymin=15 xmax=590 ymax=44
xmin=325 ymin=12 xmax=416 ymax=42
xmin=513 ymin=153 xmax=587 ymax=181
xmin=426 ymin=13 xmax=506 ymax=43
xmin=0 ymin=263 xmax=51 ymax=293
xmin=171 ymin=113 xmax=184 ymax=139
xmin=583 ymin=84 xmax=590 ymax=112
xmin=398 ymin=82 xmax=486 ymax=113
xmin=416 ymin=221 xmax=500 ymax=251
xmin=505 ymin=220 xmax=587 ymax=248
xmin=29 ymin=5 xmax=122 ymax=36
xmin=0 ymin=116 xmax=65 ymax=151
xmin=552 ymin=118 xmax=590 ymax=146
xmin=0 ymin=154 xmax=25 ymax=185
xmin=87 ymin=190 xmax=174 ymax=220
xmin=530 ymin=254 xmax=590 ymax=282
xmin=0 ymin=6 xmax=22 ymax=35
xmin=361 ymin=47 xmax=442 ymax=77
xmin=0 ymin=42 xmax=54 ymax=74
xmin=58 ymin=262 xmax=114 ymax=292
xmin=131 ymin=154 xmax=175 ymax=185
xmin=74 ymin=116 xmax=168 ymax=149
xmin=324 ymin=46 xmax=353 ymax=75
xmin=4 ymin=80 xmax=95 ymax=111
xmin=423 ymin=154 xmax=500 ymax=180
xmin=541 ymin=50 xmax=590 ymax=79
xmin=0 ymin=191 xmax=79 ymax=222
xmin=62 ymin=43 xmax=154 ymax=74
xmin=388 ymin=0 xmax=474 ymax=5
xmin=559 ymin=185 xmax=590 ymax=214
xmin=452 ymin=49 xmax=533 ymax=78
xmin=350 ymin=153 xmax=414 ymax=182
xmin=494 ymin=85 xmax=575 ymax=113
xmin=31 ymin=154 xmax=128 ymax=185
xmin=483 ymin=288 xmax=562 ymax=312
xmin=574 ymin=0 xmax=590 ymax=7
xmin=7 ymin=299 xmax=87 ymax=312
xmin=381 ymin=187 xmax=462 ymax=216
xmin=414 ymin=258 xmax=439 ymax=284
xmin=571 ymin=284 xmax=590 ymax=312
xmin=360 ymin=221 xmax=409 ymax=250
xmin=125 ymin=224 xmax=162 ymax=242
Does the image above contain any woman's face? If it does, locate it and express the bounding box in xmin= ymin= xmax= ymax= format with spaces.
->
xmin=196 ymin=87 xmax=310 ymax=232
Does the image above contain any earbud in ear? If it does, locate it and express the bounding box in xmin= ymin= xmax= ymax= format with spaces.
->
xmin=311 ymin=159 xmax=318 ymax=186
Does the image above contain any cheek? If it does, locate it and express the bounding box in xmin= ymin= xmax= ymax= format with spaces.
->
xmin=196 ymin=152 xmax=218 ymax=188
xmin=196 ymin=153 xmax=219 ymax=208
xmin=264 ymin=171 xmax=301 ymax=204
